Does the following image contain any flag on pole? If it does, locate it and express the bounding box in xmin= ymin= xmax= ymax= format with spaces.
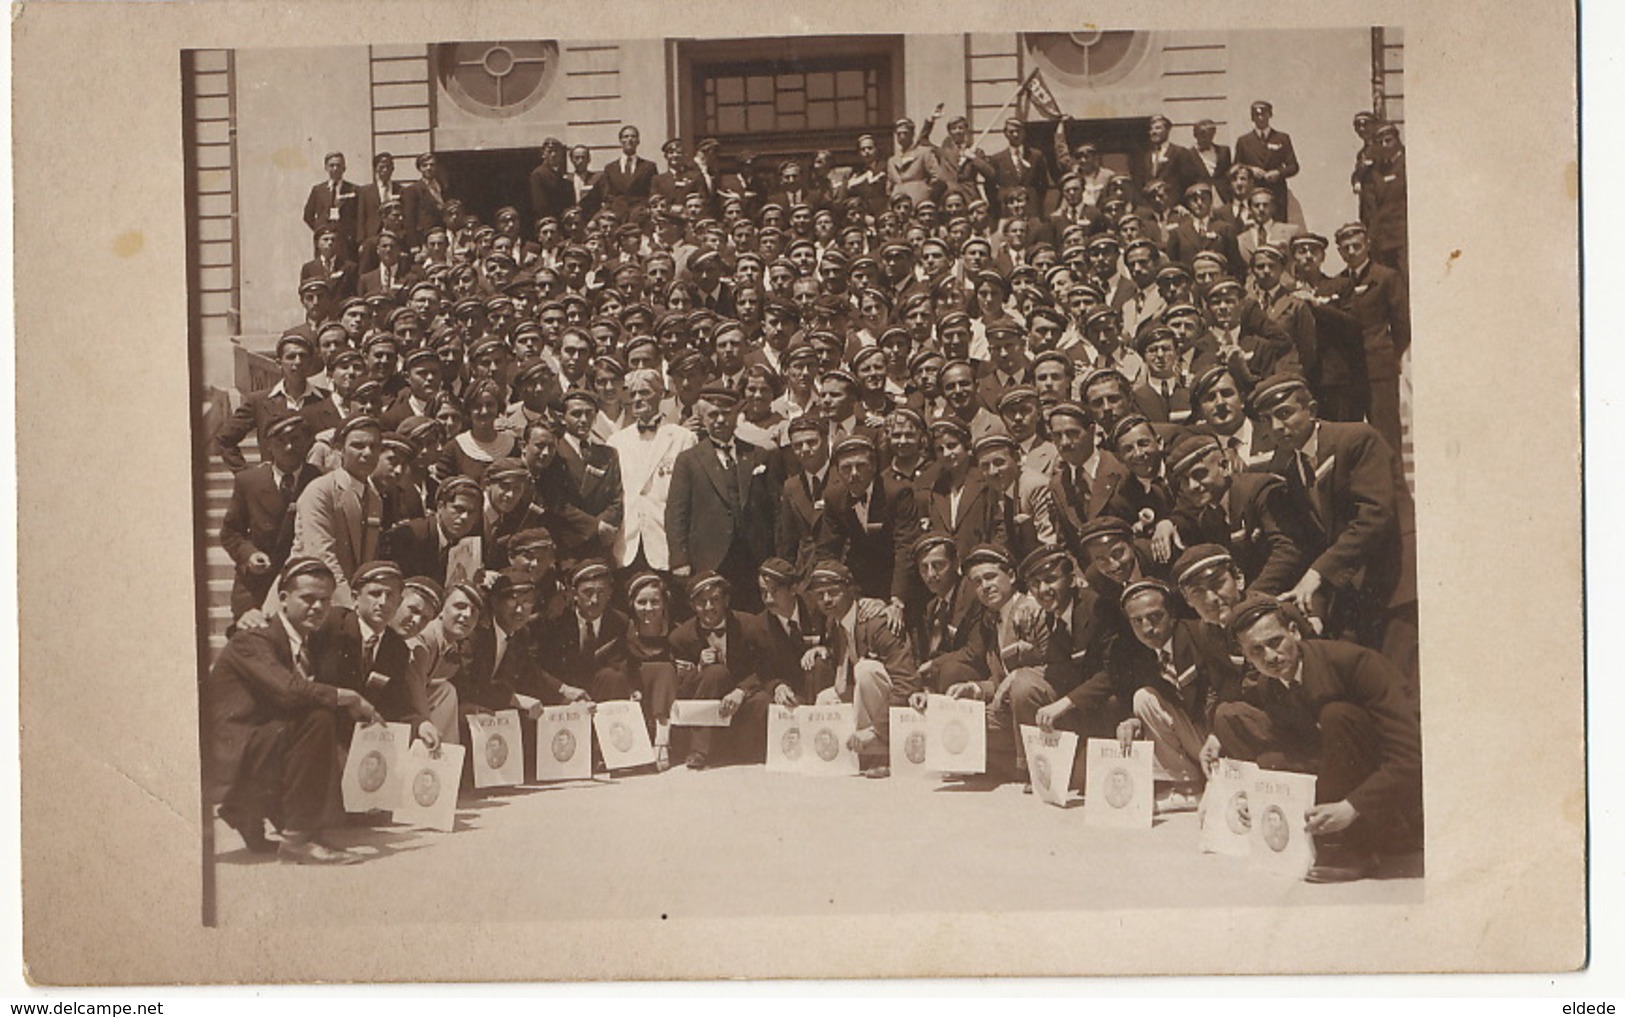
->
xmin=1023 ymin=66 xmax=1065 ymax=121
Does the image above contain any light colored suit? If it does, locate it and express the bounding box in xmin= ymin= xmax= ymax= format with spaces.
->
xmin=606 ymin=420 xmax=697 ymax=570
xmin=291 ymin=468 xmax=381 ymax=608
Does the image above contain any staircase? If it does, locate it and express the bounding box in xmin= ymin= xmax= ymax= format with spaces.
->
xmin=200 ymin=433 xmax=256 ymax=658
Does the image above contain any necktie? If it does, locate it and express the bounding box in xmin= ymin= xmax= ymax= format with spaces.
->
xmin=1063 ymin=465 xmax=1088 ymax=518
xmin=718 ymin=446 xmax=735 ymax=471
xmin=1159 ymin=648 xmax=1180 ymax=688
xmin=1257 ymin=224 xmax=1268 ymax=247
xmin=625 ymin=157 xmax=633 ymax=176
xmin=581 ymin=620 xmax=595 ymax=654
xmin=1225 ymin=435 xmax=1245 ymax=474
xmin=295 ymin=643 xmax=312 ymax=681
xmin=1296 ymin=450 xmax=1315 ymax=491
xmin=363 ymin=632 xmax=380 ymax=671
xmin=278 ymin=469 xmax=297 ymax=506
xmin=786 ymin=616 xmax=802 ymax=647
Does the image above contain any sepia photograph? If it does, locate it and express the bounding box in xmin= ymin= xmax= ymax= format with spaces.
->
xmin=187 ymin=25 xmax=1425 ymax=927
xmin=11 ymin=0 xmax=1586 ymax=986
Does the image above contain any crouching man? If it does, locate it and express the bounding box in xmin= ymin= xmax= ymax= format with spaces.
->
xmin=203 ymin=557 xmax=381 ymax=864
xmin=801 ymin=560 xmax=918 ymax=777
xmin=669 ymin=571 xmax=775 ymax=768
xmin=1206 ymin=594 xmax=1422 ymax=882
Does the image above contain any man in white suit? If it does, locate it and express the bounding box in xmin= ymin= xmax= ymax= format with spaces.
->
xmin=291 ymin=415 xmax=384 ymax=608
xmin=606 ymin=368 xmax=697 ymax=574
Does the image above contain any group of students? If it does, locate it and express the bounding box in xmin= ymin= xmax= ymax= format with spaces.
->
xmin=204 ymin=99 xmax=1419 ymax=883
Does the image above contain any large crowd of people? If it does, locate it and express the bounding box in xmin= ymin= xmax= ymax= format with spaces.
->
xmin=203 ymin=97 xmax=1418 ymax=883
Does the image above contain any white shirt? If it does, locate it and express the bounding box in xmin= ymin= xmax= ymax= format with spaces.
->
xmin=278 ymin=614 xmax=309 ymax=677
xmin=948 ymin=485 xmax=965 ymax=528
xmin=851 ymin=482 xmax=874 ymax=527
xmin=576 ymin=612 xmax=599 ymax=647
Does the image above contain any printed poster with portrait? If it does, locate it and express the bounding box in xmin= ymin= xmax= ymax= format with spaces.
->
xmin=924 ymin=694 xmax=986 ymax=774
xmin=888 ymin=706 xmax=932 ymax=779
xmin=466 ymin=709 xmax=524 ymax=788
xmin=340 ymin=721 xmax=411 ymax=813
xmin=670 ymin=699 xmax=731 ymax=727
xmin=1249 ymin=769 xmax=1318 ymax=878
xmin=591 ymin=699 xmax=655 ymax=770
xmin=764 ymin=705 xmax=803 ymax=774
xmin=1199 ymin=758 xmax=1260 ymax=856
xmin=393 ymin=742 xmax=465 ymax=832
xmin=1083 ymin=738 xmax=1154 ymax=829
xmin=1020 ymin=724 xmax=1078 ymax=808
xmin=535 ymin=703 xmax=592 ymax=781
xmin=798 ymin=704 xmax=858 ymax=777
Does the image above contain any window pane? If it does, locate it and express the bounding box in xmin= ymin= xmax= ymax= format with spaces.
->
xmin=807 ymin=101 xmax=835 ymax=129
xmin=806 ymin=72 xmax=834 ymax=100
xmin=746 ymin=104 xmax=776 ymax=131
xmin=716 ymin=77 xmax=743 ymax=104
xmin=747 ymin=75 xmax=773 ymax=102
xmin=835 ymin=70 xmax=864 ymax=97
xmin=778 ymin=112 xmax=806 ymax=130
xmin=718 ymin=106 xmax=745 ymax=133
xmin=778 ymin=90 xmax=806 ymax=114
xmin=836 ymin=98 xmax=866 ymax=124
xmin=778 ymin=73 xmax=804 ymax=91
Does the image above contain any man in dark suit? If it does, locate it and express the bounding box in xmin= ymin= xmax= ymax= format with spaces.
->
xmin=552 ymin=390 xmax=625 ymax=553
xmin=599 ymin=124 xmax=658 ymax=218
xmin=1289 ymin=233 xmax=1369 ymax=423
xmin=527 ymin=138 xmax=575 ymax=228
xmin=1145 ymin=115 xmax=1206 ymax=202
xmin=1045 ymin=402 xmax=1129 ymax=559
xmin=982 ymin=118 xmax=1052 ymax=216
xmin=1165 ymin=432 xmax=1304 ymax=595
xmin=803 ymin=560 xmax=920 ymax=774
xmin=1189 ymin=366 xmax=1278 ymax=473
xmin=382 ymin=475 xmax=484 ymax=587
xmin=666 ymin=386 xmax=779 ymax=609
xmin=302 ymin=152 xmax=362 ymax=259
xmin=910 ymin=534 xmax=984 ymax=688
xmin=1250 ymin=374 xmax=1408 ymax=651
xmin=774 ymin=417 xmax=836 ymax=576
xmin=753 ymin=558 xmax=826 ymax=706
xmin=1026 ymin=547 xmax=1118 ymax=746
xmin=1166 ymin=182 xmax=1241 ymax=274
xmin=1190 ymin=119 xmax=1233 ymax=201
xmin=213 ymin=333 xmax=330 ymax=472
xmin=1332 ymin=221 xmax=1410 ymax=455
xmin=1110 ymin=579 xmax=1242 ymax=810
xmin=668 ymin=572 xmax=776 ymax=767
xmin=220 ymin=413 xmax=321 ymax=622
xmin=356 ymin=151 xmax=404 ymax=243
xmin=652 ymin=137 xmax=708 ymax=209
xmin=460 ymin=568 xmax=547 ymax=718
xmin=1359 ymin=122 xmax=1408 ymax=278
xmin=1212 ymin=596 xmax=1422 ymax=882
xmin=531 ymin=560 xmax=635 ymax=702
xmin=817 ymin=434 xmax=920 ymax=613
xmin=401 ymin=152 xmax=449 ymax=248
xmin=309 ymin=560 xmax=443 ymax=748
xmin=1233 ymin=100 xmax=1300 ymax=223
xmin=520 ymin=416 xmax=614 ymax=564
xmin=299 ymin=227 xmax=359 ymax=301
xmin=356 ymin=231 xmax=419 ymax=301
xmin=202 ymin=558 xmax=377 ymax=862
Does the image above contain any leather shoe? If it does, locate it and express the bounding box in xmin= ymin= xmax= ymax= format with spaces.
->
xmin=861 ymin=765 xmax=890 ymax=779
xmin=685 ymin=752 xmax=708 ymax=770
xmin=219 ymin=807 xmax=274 ymax=854
xmin=1305 ymin=845 xmax=1376 ymax=883
xmin=277 ymin=838 xmax=363 ymax=866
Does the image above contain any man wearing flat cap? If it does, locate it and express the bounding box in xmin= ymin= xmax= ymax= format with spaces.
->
xmin=668 ymin=573 xmax=777 ymax=768
xmin=1288 ymin=233 xmax=1370 ymax=424
xmin=204 ymin=557 xmax=379 ymax=863
xmin=1209 ymin=595 xmax=1421 ymax=882
xmin=215 ymin=332 xmax=330 ymax=473
xmin=1233 ymin=100 xmax=1300 ymax=225
xmin=551 ymin=389 xmax=625 ymax=560
xmin=532 ymin=559 xmax=636 ymax=705
xmin=1248 ymin=244 xmax=1318 ymax=379
xmin=1249 ymin=373 xmax=1413 ymax=659
xmin=291 ymin=416 xmax=386 ymax=608
xmin=984 ymin=118 xmax=1052 ymax=216
xmin=816 ymin=432 xmax=920 ymax=616
xmin=382 ymin=474 xmax=484 ymax=590
xmin=1165 ymin=432 xmax=1304 ymax=596
xmin=220 ymin=413 xmax=322 ymax=626
xmin=1146 ymin=114 xmax=1206 ymax=200
xmin=299 ymin=227 xmax=358 ymax=302
xmin=802 ymin=560 xmax=919 ymax=775
xmin=1333 ymin=220 xmax=1410 ymax=454
xmin=1044 ymin=401 xmax=1129 ymax=556
xmin=666 ymin=385 xmax=779 ymax=608
xmin=1167 ymin=182 xmax=1241 ymax=273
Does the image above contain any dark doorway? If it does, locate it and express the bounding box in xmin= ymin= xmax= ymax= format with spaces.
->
xmin=435 ymin=147 xmax=543 ymax=227
xmin=1025 ymin=116 xmax=1152 ymax=187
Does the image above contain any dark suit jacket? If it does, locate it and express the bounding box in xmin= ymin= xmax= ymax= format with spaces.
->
xmin=1336 ymin=259 xmax=1410 ymax=381
xmin=755 ymin=598 xmax=825 ymax=699
xmin=984 ymin=146 xmax=1051 ymax=212
xmin=213 ymin=385 xmax=330 ymax=472
xmin=381 ymin=517 xmax=461 ymax=585
xmin=670 ymin=610 xmax=770 ymax=697
xmin=914 ymin=581 xmax=982 ymax=668
xmin=1194 ymin=143 xmax=1234 ymax=201
xmin=923 ymin=473 xmax=1006 ymax=567
xmin=460 ymin=620 xmax=546 ymax=711
xmin=816 ymin=476 xmax=920 ymax=601
xmin=527 ymin=164 xmax=576 ymax=225
xmin=665 ymin=437 xmax=779 ymax=575
xmin=1045 ymin=586 xmax=1117 ymax=703
xmin=1231 ymin=637 xmax=1421 ymax=821
xmin=1166 ymin=218 xmax=1241 ymax=275
xmin=1170 ymin=472 xmax=1305 ymax=595
xmin=528 ymin=454 xmax=613 ymax=560
xmin=775 ymin=471 xmax=837 ymax=575
xmin=1048 ymin=453 xmax=1130 ymax=559
xmin=1233 ymin=129 xmax=1300 ymax=216
xmin=303 ymin=180 xmax=362 ymax=248
xmin=653 ymin=168 xmax=709 ymax=207
xmin=531 ymin=607 xmax=633 ymax=693
xmin=220 ymin=461 xmax=321 ymax=616
xmin=358 ymin=265 xmax=422 ymax=301
xmin=1146 ymin=143 xmax=1206 ymax=199
xmin=202 ymin=620 xmax=343 ymax=805
xmin=1358 ymin=151 xmax=1407 ymax=255
xmin=599 ymin=156 xmax=658 ymax=216
xmin=1266 ymin=421 xmax=1403 ymax=605
xmin=1133 ymin=379 xmax=1193 ymax=425
xmin=1095 ymin=619 xmax=1241 ymax=728
xmin=299 ymin=257 xmax=359 ymax=301
xmin=310 ymin=607 xmax=422 ymax=726
xmin=357 ymin=179 xmax=404 ymax=241
xmin=1298 ymin=272 xmax=1369 ymax=390
xmin=401 ymin=178 xmax=448 ymax=247
xmin=816 ymin=606 xmax=920 ymax=705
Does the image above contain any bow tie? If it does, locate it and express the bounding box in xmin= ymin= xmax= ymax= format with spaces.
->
xmin=637 ymin=421 xmax=660 ymax=434
xmin=703 ymin=626 xmax=728 ymax=637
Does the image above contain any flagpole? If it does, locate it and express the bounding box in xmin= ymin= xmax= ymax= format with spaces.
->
xmin=971 ymin=68 xmax=1040 ymax=152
